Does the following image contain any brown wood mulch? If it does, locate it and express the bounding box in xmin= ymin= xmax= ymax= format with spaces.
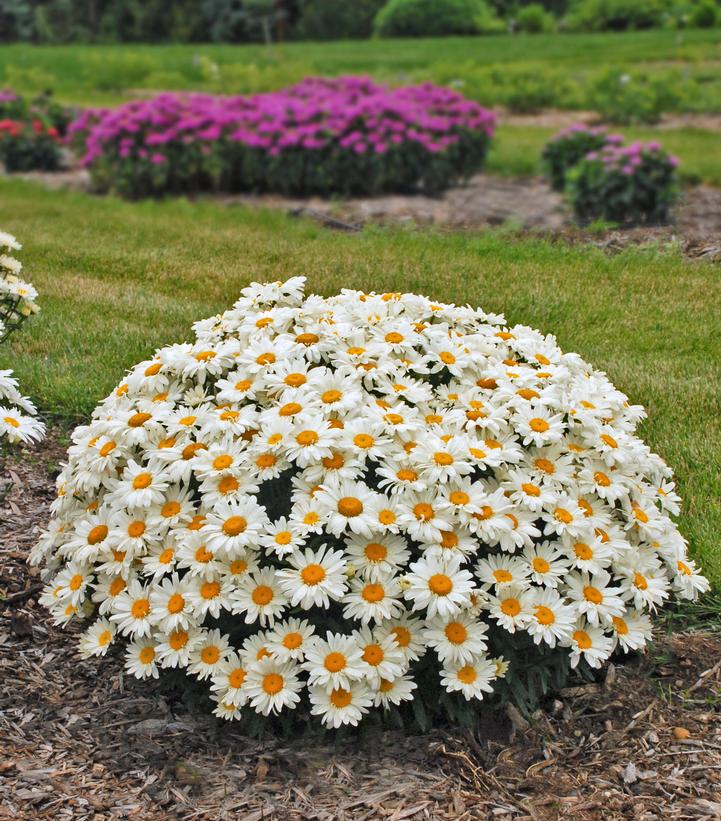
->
xmin=1 ymin=432 xmax=720 ymax=821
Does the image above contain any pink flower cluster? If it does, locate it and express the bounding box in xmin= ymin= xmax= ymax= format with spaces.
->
xmin=70 ymin=76 xmax=495 ymax=167
xmin=551 ymin=122 xmax=623 ymax=146
xmin=586 ymin=140 xmax=680 ymax=176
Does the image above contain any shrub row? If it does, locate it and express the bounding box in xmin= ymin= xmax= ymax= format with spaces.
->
xmin=430 ymin=62 xmax=721 ymax=120
xmin=68 ymin=78 xmax=496 ymax=199
xmin=542 ymin=124 xmax=680 ymax=224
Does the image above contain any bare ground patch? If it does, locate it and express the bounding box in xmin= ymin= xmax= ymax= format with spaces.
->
xmin=1 ymin=433 xmax=720 ymax=820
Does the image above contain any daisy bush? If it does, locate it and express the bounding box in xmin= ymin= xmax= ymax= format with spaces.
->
xmin=67 ymin=77 xmax=495 ymax=199
xmin=32 ymin=279 xmax=708 ymax=729
xmin=0 ymin=231 xmax=45 ymax=447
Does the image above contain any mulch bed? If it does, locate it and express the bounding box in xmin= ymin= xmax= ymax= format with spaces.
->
xmin=1 ymin=433 xmax=720 ymax=821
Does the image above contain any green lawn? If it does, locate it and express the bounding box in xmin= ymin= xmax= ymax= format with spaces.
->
xmin=1 ymin=177 xmax=719 ymax=585
xmin=2 ymin=29 xmax=720 ymax=106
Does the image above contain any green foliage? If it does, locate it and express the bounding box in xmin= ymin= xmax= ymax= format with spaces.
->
xmin=540 ymin=125 xmax=616 ymax=190
xmin=296 ymin=0 xmax=386 ymax=40
xmin=588 ymin=67 xmax=682 ymax=124
xmin=374 ymin=0 xmax=494 ymax=36
xmin=568 ymin=141 xmax=680 ymax=225
xmin=515 ymin=3 xmax=556 ymax=31
xmin=688 ymin=0 xmax=721 ymax=27
xmin=431 ymin=62 xmax=580 ymax=112
xmin=193 ymin=55 xmax=314 ymax=94
xmin=563 ymin=0 xmax=674 ymax=31
xmin=82 ymin=53 xmax=156 ymax=93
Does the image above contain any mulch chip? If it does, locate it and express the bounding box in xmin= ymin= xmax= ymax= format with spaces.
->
xmin=2 ymin=432 xmax=720 ymax=820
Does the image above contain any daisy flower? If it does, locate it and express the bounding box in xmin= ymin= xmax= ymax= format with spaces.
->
xmin=344 ymin=533 xmax=410 ymax=581
xmin=343 ymin=573 xmax=404 ymax=625
xmin=188 ymin=629 xmax=232 ymax=679
xmin=202 ymin=497 xmax=269 ymax=558
xmin=266 ymin=617 xmax=316 ymax=662
xmin=440 ymin=656 xmax=497 ymax=701
xmin=78 ymin=618 xmax=116 ymax=658
xmin=304 ymin=632 xmax=366 ymax=692
xmin=210 ymin=651 xmax=249 ymax=707
xmin=124 ymin=638 xmax=160 ymax=679
xmin=245 ymin=658 xmax=302 ymax=716
xmin=276 ymin=545 xmax=348 ymax=609
xmin=567 ymin=621 xmax=614 ymax=669
xmin=309 ymin=681 xmax=374 ymax=728
xmin=110 ymin=580 xmax=153 ymax=637
xmin=315 ymin=478 xmax=378 ymax=538
xmin=231 ymin=567 xmax=287 ymax=626
xmin=525 ymin=587 xmax=575 ymax=648
xmin=375 ymin=613 xmax=427 ymax=664
xmin=149 ymin=573 xmax=194 ymax=631
xmin=565 ymin=570 xmax=625 ymax=626
xmin=403 ymin=554 xmax=476 ymax=618
xmin=373 ymin=674 xmax=417 ymax=708
xmin=353 ymin=626 xmax=406 ymax=683
xmin=423 ymin=612 xmax=489 ymax=665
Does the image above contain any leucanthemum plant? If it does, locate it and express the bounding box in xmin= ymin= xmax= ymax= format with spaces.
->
xmin=32 ymin=278 xmax=708 ymax=729
xmin=0 ymin=230 xmax=44 ymax=448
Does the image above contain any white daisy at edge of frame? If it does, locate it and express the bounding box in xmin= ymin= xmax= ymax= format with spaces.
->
xmin=275 ymin=545 xmax=348 ymax=609
xmin=188 ymin=628 xmax=232 ymax=679
xmin=245 ymin=657 xmax=302 ymax=716
xmin=373 ymin=673 xmax=418 ymax=708
xmin=403 ymin=554 xmax=476 ymax=619
xmin=309 ymin=681 xmax=374 ymax=728
xmin=567 ymin=621 xmax=614 ymax=669
xmin=525 ymin=587 xmax=576 ymax=648
xmin=440 ymin=656 xmax=497 ymax=701
xmin=610 ymin=609 xmax=653 ymax=653
xmin=565 ymin=570 xmax=625 ymax=627
xmin=124 ymin=638 xmax=159 ymax=679
xmin=78 ymin=618 xmax=116 ymax=658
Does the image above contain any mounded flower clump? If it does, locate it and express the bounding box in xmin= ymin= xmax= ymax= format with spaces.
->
xmin=33 ymin=279 xmax=708 ymax=728
xmin=0 ymin=230 xmax=44 ymax=446
xmin=67 ymin=77 xmax=496 ymax=199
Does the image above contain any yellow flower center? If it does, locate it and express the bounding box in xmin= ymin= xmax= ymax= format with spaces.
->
xmin=444 ymin=622 xmax=468 ymax=644
xmin=428 ymin=573 xmax=453 ymax=596
xmin=223 ymin=516 xmax=247 ymax=536
xmin=301 ymin=564 xmax=326 ymax=585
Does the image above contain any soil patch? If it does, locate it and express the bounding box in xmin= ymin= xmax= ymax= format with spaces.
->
xmin=1 ymin=433 xmax=720 ymax=820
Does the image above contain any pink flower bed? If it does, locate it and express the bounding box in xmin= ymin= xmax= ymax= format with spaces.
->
xmin=68 ymin=77 xmax=495 ymax=198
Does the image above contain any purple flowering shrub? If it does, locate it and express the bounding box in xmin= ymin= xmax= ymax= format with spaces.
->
xmin=67 ymin=77 xmax=495 ymax=199
xmin=568 ymin=141 xmax=679 ymax=226
xmin=540 ymin=124 xmax=623 ymax=192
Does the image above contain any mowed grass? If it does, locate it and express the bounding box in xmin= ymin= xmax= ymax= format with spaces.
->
xmin=2 ymin=29 xmax=720 ymax=106
xmin=1 ymin=178 xmax=719 ymax=584
xmin=490 ymin=126 xmax=721 ymax=186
